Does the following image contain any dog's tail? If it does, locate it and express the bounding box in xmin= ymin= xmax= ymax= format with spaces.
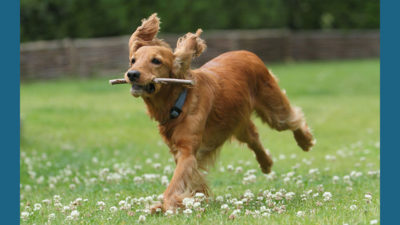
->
xmin=254 ymin=70 xmax=315 ymax=151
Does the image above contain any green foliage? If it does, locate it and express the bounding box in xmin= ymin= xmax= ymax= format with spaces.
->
xmin=21 ymin=0 xmax=379 ymax=42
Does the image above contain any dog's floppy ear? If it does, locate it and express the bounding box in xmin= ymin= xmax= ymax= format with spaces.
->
xmin=129 ymin=13 xmax=170 ymax=57
xmin=173 ymin=29 xmax=206 ymax=79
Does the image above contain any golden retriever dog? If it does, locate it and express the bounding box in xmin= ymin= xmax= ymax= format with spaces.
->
xmin=124 ymin=13 xmax=315 ymax=212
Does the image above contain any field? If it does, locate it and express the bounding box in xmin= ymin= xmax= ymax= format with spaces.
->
xmin=20 ymin=59 xmax=380 ymax=224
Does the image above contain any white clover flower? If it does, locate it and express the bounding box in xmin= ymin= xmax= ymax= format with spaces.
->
xmin=227 ymin=165 xmax=234 ymax=171
xmin=183 ymin=197 xmax=195 ymax=208
xmin=231 ymin=209 xmax=241 ymax=216
xmin=365 ymin=194 xmax=372 ymax=200
xmin=242 ymin=174 xmax=257 ymax=184
xmin=138 ymin=215 xmax=146 ymax=222
xmin=296 ymin=211 xmax=305 ymax=217
xmin=370 ymin=219 xmax=378 ymax=224
xmin=157 ymin=194 xmax=164 ymax=201
xmin=277 ymin=154 xmax=286 ymax=160
xmin=54 ymin=202 xmax=62 ymax=209
xmin=134 ymin=165 xmax=142 ymax=170
xmin=145 ymin=158 xmax=152 ymax=164
xmin=332 ymin=176 xmax=340 ymax=184
xmin=235 ymin=166 xmax=243 ymax=173
xmin=145 ymin=196 xmax=153 ymax=203
xmin=346 ymin=186 xmax=353 ymax=192
xmin=325 ymin=155 xmax=336 ymax=161
xmin=153 ymin=163 xmax=161 ymax=169
xmin=63 ymin=206 xmax=71 ymax=212
xmin=292 ymin=163 xmax=301 ymax=170
xmin=65 ymin=215 xmax=73 ymax=221
xmin=349 ymin=205 xmax=357 ymax=211
xmin=163 ymin=165 xmax=173 ymax=174
xmin=53 ymin=195 xmax=61 ymax=202
xmin=110 ymin=206 xmax=118 ymax=213
xmin=195 ymin=192 xmax=205 ymax=202
xmin=92 ymin=157 xmax=98 ymax=164
xmin=216 ymin=196 xmax=224 ymax=202
xmin=134 ymin=176 xmax=143 ymax=184
xmin=234 ymin=200 xmax=243 ymax=208
xmin=265 ymin=171 xmax=277 ymax=181
xmin=21 ymin=211 xmax=29 ymax=221
xmin=183 ymin=208 xmax=193 ymax=215
xmin=161 ymin=176 xmax=169 ymax=186
xmin=36 ymin=176 xmax=44 ymax=184
xmin=285 ymin=192 xmax=295 ymax=200
xmin=143 ymin=208 xmax=151 ymax=214
xmin=262 ymin=212 xmax=271 ymax=217
xmin=70 ymin=210 xmax=79 ymax=219
xmin=69 ymin=183 xmax=76 ymax=190
xmin=193 ymin=202 xmax=201 ymax=209
xmin=283 ymin=177 xmax=291 ymax=183
xmin=317 ymin=184 xmax=324 ymax=192
xmin=143 ymin=174 xmax=160 ymax=182
xmin=243 ymin=190 xmax=254 ymax=199
xmin=221 ymin=204 xmax=229 ymax=210
xmin=323 ymin=192 xmax=332 ymax=201
xmin=118 ymin=200 xmax=126 ymax=206
xmin=72 ymin=197 xmax=82 ymax=206
xmin=48 ymin=213 xmax=55 ymax=220
xmin=42 ymin=199 xmax=51 ymax=205
xmin=274 ymin=191 xmax=284 ymax=201
xmin=165 ymin=209 xmax=174 ymax=216
xmin=33 ymin=203 xmax=42 ymax=211
xmin=97 ymin=201 xmax=106 ymax=210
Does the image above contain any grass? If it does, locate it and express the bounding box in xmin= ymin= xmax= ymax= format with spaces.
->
xmin=20 ymin=59 xmax=380 ymax=224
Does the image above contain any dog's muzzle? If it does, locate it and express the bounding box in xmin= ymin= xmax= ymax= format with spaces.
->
xmin=130 ymin=83 xmax=156 ymax=97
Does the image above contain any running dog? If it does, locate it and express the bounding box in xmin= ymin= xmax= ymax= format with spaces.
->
xmin=123 ymin=13 xmax=315 ymax=212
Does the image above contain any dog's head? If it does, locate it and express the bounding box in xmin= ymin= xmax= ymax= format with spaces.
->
xmin=125 ymin=13 xmax=206 ymax=97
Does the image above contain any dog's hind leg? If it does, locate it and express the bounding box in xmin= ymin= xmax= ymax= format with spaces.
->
xmin=234 ymin=121 xmax=273 ymax=174
xmin=254 ymin=72 xmax=315 ymax=151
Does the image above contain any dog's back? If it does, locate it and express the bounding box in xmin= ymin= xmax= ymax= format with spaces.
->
xmin=193 ymin=50 xmax=315 ymax=170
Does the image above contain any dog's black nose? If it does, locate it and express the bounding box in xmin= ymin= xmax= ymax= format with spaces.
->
xmin=127 ymin=70 xmax=140 ymax=81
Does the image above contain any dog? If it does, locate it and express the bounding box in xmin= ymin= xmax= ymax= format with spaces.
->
xmin=123 ymin=13 xmax=315 ymax=212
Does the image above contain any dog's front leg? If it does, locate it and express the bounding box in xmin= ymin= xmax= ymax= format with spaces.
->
xmin=151 ymin=141 xmax=208 ymax=212
xmin=165 ymin=144 xmax=208 ymax=209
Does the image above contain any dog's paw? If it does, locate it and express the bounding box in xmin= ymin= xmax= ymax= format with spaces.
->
xmin=257 ymin=149 xmax=273 ymax=174
xmin=293 ymin=126 xmax=315 ymax=151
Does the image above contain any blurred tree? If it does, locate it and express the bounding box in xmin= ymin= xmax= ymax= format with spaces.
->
xmin=20 ymin=0 xmax=379 ymax=42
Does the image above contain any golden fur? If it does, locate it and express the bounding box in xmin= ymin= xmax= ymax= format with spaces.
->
xmin=123 ymin=13 xmax=315 ymax=212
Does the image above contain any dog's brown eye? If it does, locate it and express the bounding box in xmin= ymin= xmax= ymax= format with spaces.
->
xmin=151 ymin=58 xmax=161 ymax=65
xmin=131 ymin=58 xmax=136 ymax=64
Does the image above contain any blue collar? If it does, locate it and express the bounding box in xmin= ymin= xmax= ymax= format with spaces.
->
xmin=170 ymin=88 xmax=188 ymax=119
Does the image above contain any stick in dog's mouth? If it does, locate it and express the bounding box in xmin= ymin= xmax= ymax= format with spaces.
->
xmin=131 ymin=83 xmax=156 ymax=95
xmin=109 ymin=78 xmax=195 ymax=86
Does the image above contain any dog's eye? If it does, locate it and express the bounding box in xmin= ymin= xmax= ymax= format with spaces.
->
xmin=151 ymin=58 xmax=162 ymax=65
xmin=131 ymin=58 xmax=136 ymax=64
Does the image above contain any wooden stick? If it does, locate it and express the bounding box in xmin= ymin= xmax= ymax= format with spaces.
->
xmin=109 ymin=78 xmax=195 ymax=86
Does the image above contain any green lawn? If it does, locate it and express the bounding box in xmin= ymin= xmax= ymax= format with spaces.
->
xmin=20 ymin=59 xmax=380 ymax=224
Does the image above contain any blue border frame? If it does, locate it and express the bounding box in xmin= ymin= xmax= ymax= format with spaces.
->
xmin=0 ymin=1 xmax=20 ymax=224
xmin=381 ymin=0 xmax=400 ymax=224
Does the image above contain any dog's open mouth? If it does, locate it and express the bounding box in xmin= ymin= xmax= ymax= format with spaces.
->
xmin=130 ymin=83 xmax=156 ymax=96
